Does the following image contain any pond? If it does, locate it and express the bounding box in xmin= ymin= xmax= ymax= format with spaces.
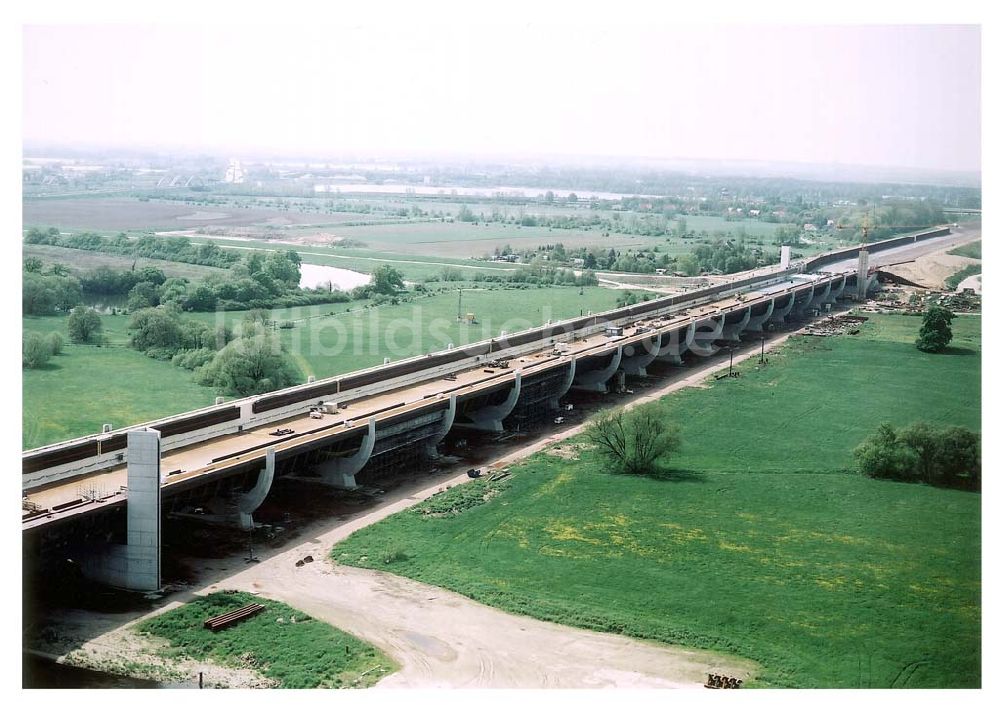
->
xmin=299 ymin=263 xmax=371 ymax=291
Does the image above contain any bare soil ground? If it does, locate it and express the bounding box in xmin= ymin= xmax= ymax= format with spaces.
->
xmin=881 ymin=229 xmax=982 ymax=290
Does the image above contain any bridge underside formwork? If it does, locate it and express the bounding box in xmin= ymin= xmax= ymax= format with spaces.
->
xmin=503 ymin=363 xmax=574 ymax=433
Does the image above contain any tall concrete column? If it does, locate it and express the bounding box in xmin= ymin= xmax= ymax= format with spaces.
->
xmin=78 ymin=429 xmax=163 ymax=592
xmin=236 ymin=448 xmax=275 ymax=531
xmin=856 ymin=250 xmax=870 ymax=300
xmin=124 ymin=428 xmax=161 ymax=592
xmin=572 ymin=346 xmax=623 ymax=392
xmin=745 ymin=299 xmax=775 ymax=333
xmin=621 ymin=333 xmax=662 ymax=376
xmin=315 ymin=417 xmax=376 ymax=489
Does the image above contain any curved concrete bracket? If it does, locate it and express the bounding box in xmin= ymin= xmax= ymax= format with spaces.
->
xmin=656 ymin=325 xmax=691 ymax=365
xmin=828 ymin=274 xmax=846 ymax=302
xmin=745 ymin=299 xmax=775 ymax=332
xmin=864 ymin=271 xmax=879 ymax=296
xmin=686 ymin=314 xmax=727 ymax=357
xmin=462 ymin=371 xmax=522 ymax=432
xmin=573 ymin=346 xmax=623 ymax=393
xmin=768 ymin=291 xmax=796 ymax=326
xmin=548 ymin=358 xmax=577 ymax=409
xmin=812 ymin=280 xmax=833 ymax=307
xmin=721 ymin=307 xmax=751 ymax=341
xmin=237 ymin=447 xmax=275 ymax=530
xmin=622 ymin=333 xmax=662 ymax=376
xmin=791 ymin=284 xmax=815 ymax=317
xmin=424 ymin=395 xmax=457 ymax=457
xmin=317 ymin=417 xmax=376 ymax=489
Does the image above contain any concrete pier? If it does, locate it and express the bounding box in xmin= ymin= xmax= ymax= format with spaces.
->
xmin=572 ymin=346 xmax=623 ymax=392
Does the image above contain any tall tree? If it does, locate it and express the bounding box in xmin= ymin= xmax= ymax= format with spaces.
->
xmin=915 ymin=306 xmax=954 ymax=353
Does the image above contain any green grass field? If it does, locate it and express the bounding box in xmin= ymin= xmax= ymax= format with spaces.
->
xmin=22 ymin=310 xmax=220 ymax=448
xmin=190 ymin=285 xmax=627 ymax=379
xmin=947 ymin=241 xmax=982 ymax=260
xmin=23 ymin=286 xmax=629 ymax=447
xmin=945 ymin=264 xmax=982 ymax=291
xmin=137 ymin=591 xmax=394 ymax=688
xmin=331 ymin=313 xmax=981 ymax=688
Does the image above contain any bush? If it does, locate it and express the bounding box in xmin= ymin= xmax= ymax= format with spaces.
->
xmin=22 ymin=331 xmax=52 ymax=369
xmin=854 ymin=422 xmax=980 ymax=490
xmin=67 ymin=306 xmax=102 ymax=343
xmin=46 ymin=332 xmax=64 ymax=355
xmin=196 ymin=331 xmax=303 ymax=396
xmin=585 ymin=404 xmax=681 ymax=476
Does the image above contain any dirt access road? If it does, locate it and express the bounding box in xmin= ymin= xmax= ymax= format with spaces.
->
xmin=881 ymin=225 xmax=981 ymax=289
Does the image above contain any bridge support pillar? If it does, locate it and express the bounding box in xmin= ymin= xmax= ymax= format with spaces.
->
xmin=745 ymin=299 xmax=775 ymax=333
xmin=827 ymin=275 xmax=846 ymax=302
xmin=812 ymin=280 xmax=833 ymax=309
xmin=686 ymin=315 xmax=726 ymax=357
xmin=236 ymin=448 xmax=275 ymax=531
xmin=656 ymin=325 xmax=691 ymax=365
xmin=721 ymin=308 xmax=751 ymax=341
xmin=621 ymin=333 xmax=661 ymax=376
xmin=791 ymin=285 xmax=816 ymax=318
xmin=572 ymin=346 xmax=623 ymax=393
xmin=458 ymin=371 xmax=522 ymax=432
xmin=423 ymin=395 xmax=456 ymax=458
xmin=79 ymin=428 xmax=162 ymax=592
xmin=548 ymin=358 xmax=576 ymax=409
xmin=315 ymin=418 xmax=376 ymax=489
xmin=768 ymin=292 xmax=795 ymax=327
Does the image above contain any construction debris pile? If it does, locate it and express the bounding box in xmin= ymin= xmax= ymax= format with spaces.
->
xmin=867 ymin=286 xmax=981 ymax=314
xmin=802 ymin=314 xmax=869 ymax=337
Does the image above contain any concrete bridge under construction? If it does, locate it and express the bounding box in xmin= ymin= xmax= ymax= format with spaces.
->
xmin=21 ymin=226 xmax=965 ymax=591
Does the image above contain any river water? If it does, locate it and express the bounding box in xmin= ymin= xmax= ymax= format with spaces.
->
xmin=298 ymin=263 xmax=371 ymax=291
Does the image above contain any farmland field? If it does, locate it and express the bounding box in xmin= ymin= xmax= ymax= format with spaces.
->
xmin=331 ymin=313 xmax=981 ymax=688
xmin=22 ymin=243 xmax=227 ymax=281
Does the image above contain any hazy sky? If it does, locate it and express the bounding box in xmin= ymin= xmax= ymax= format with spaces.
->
xmin=22 ymin=23 xmax=981 ymax=172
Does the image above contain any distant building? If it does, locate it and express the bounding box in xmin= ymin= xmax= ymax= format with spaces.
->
xmin=224 ymin=159 xmax=246 ymax=184
xmin=803 ymin=223 xmax=818 ymax=232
